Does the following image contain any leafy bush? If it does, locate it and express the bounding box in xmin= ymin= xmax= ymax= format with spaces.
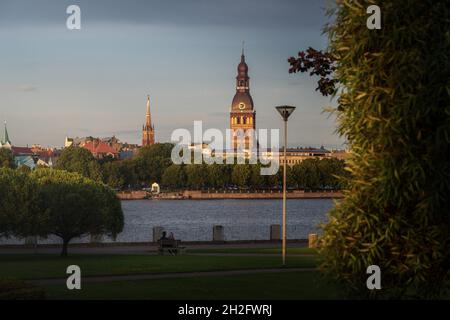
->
xmin=319 ymin=0 xmax=450 ymax=299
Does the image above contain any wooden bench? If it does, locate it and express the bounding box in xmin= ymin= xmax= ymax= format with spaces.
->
xmin=157 ymin=239 xmax=186 ymax=256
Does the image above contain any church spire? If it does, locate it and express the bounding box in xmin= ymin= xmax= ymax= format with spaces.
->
xmin=146 ymin=95 xmax=151 ymax=127
xmin=2 ymin=121 xmax=11 ymax=144
xmin=142 ymin=95 xmax=155 ymax=146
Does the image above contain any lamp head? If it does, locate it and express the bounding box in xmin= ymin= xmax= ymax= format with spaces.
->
xmin=275 ymin=105 xmax=296 ymax=121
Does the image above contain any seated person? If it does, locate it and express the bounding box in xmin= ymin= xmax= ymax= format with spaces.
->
xmin=159 ymin=231 xmax=168 ymax=241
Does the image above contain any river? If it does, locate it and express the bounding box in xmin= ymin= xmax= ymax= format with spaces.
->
xmin=0 ymin=199 xmax=334 ymax=244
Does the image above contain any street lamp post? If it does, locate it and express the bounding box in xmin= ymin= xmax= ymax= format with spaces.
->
xmin=275 ymin=105 xmax=296 ymax=266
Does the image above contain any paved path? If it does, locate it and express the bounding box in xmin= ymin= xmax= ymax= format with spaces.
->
xmin=29 ymin=267 xmax=316 ymax=286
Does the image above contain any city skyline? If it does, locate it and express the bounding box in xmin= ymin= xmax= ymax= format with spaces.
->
xmin=0 ymin=0 xmax=343 ymax=149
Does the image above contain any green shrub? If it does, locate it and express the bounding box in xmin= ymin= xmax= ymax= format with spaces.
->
xmin=320 ymin=0 xmax=450 ymax=299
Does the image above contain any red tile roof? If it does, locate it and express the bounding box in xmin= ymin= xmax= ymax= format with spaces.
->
xmin=11 ymin=146 xmax=34 ymax=156
xmin=82 ymin=141 xmax=118 ymax=157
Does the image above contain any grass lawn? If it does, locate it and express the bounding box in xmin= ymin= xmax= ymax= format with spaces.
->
xmin=0 ymin=254 xmax=317 ymax=280
xmin=0 ymin=249 xmax=343 ymax=300
xmin=44 ymin=271 xmax=343 ymax=300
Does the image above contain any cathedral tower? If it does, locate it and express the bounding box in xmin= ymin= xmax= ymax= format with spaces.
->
xmin=230 ymin=46 xmax=255 ymax=150
xmin=142 ymin=95 xmax=155 ymax=146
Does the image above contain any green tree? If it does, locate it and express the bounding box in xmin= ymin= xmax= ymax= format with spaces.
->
xmin=265 ymin=166 xmax=280 ymax=189
xmin=0 ymin=148 xmax=15 ymax=169
xmin=120 ymin=159 xmax=138 ymax=188
xmin=317 ymin=158 xmax=346 ymax=190
xmin=162 ymin=164 xmax=186 ymax=189
xmin=135 ymin=143 xmax=173 ymax=185
xmin=55 ymin=147 xmax=102 ymax=181
xmin=185 ymin=164 xmax=207 ymax=189
xmin=296 ymin=159 xmax=320 ymax=189
xmin=0 ymin=168 xmax=40 ymax=238
xmin=101 ymin=159 xmax=138 ymax=190
xmin=317 ymin=0 xmax=450 ymax=298
xmin=101 ymin=161 xmax=124 ymax=189
xmin=206 ymin=164 xmax=227 ymax=189
xmin=231 ymin=164 xmax=251 ymax=188
xmin=31 ymin=169 xmax=124 ymax=256
xmin=17 ymin=165 xmax=32 ymax=175
xmin=250 ymin=164 xmax=264 ymax=189
xmin=282 ymin=165 xmax=296 ymax=188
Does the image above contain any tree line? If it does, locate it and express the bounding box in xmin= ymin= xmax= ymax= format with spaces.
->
xmin=160 ymin=158 xmax=347 ymax=191
xmin=51 ymin=144 xmax=347 ymax=191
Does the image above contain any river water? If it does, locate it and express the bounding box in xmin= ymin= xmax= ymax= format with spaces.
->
xmin=0 ymin=199 xmax=334 ymax=244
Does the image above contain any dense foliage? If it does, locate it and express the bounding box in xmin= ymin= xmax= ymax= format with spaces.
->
xmin=0 ymin=167 xmax=123 ymax=256
xmin=101 ymin=143 xmax=173 ymax=189
xmin=0 ymin=169 xmax=40 ymax=238
xmin=317 ymin=0 xmax=450 ymax=298
xmin=55 ymin=146 xmax=102 ymax=181
xmin=98 ymin=143 xmax=346 ymax=191
xmin=32 ymin=169 xmax=124 ymax=256
xmin=159 ymin=158 xmax=346 ymax=190
xmin=0 ymin=148 xmax=15 ymax=169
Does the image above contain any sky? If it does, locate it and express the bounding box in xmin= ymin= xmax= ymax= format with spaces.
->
xmin=0 ymin=0 xmax=344 ymax=149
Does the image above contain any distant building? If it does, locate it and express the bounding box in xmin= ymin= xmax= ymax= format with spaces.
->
xmin=11 ymin=146 xmax=34 ymax=156
xmin=82 ymin=140 xmax=119 ymax=159
xmin=329 ymin=149 xmax=350 ymax=160
xmin=65 ymin=135 xmax=138 ymax=160
xmin=284 ymin=146 xmax=331 ymax=165
xmin=30 ymin=145 xmax=60 ymax=167
xmin=14 ymin=155 xmax=36 ymax=169
xmin=261 ymin=146 xmax=348 ymax=166
xmin=142 ymin=95 xmax=155 ymax=146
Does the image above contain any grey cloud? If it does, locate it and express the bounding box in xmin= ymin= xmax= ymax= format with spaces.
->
xmin=0 ymin=0 xmax=329 ymax=30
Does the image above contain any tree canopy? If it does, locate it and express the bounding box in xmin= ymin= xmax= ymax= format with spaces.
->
xmin=0 ymin=168 xmax=40 ymax=238
xmin=31 ymin=169 xmax=124 ymax=256
xmin=55 ymin=147 xmax=102 ymax=181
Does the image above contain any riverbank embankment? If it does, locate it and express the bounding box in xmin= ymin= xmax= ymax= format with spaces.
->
xmin=117 ymin=190 xmax=343 ymax=200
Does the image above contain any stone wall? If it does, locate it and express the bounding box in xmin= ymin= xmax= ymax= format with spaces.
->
xmin=116 ymin=190 xmax=148 ymax=200
xmin=181 ymin=190 xmax=342 ymax=199
xmin=117 ymin=190 xmax=343 ymax=200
